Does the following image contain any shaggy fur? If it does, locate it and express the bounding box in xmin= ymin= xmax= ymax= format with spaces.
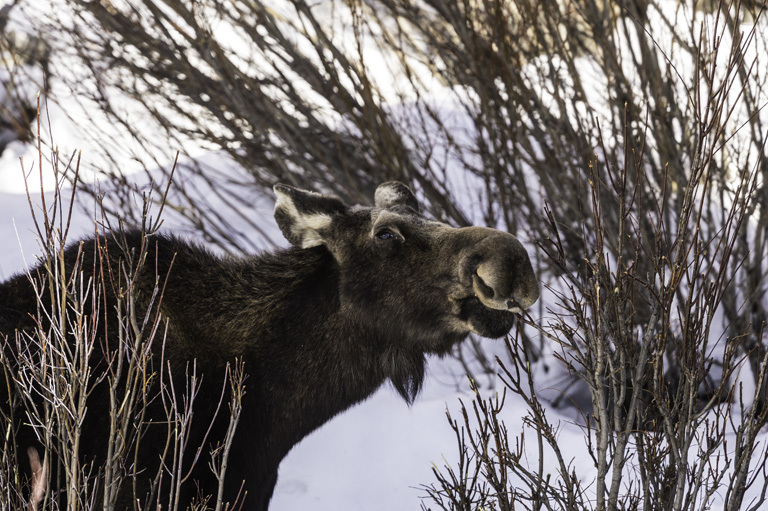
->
xmin=0 ymin=182 xmax=539 ymax=510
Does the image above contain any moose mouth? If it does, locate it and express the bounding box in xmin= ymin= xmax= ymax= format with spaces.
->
xmin=458 ymin=296 xmax=518 ymax=338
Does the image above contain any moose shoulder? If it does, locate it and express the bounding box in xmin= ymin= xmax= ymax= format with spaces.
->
xmin=0 ymin=181 xmax=539 ymax=510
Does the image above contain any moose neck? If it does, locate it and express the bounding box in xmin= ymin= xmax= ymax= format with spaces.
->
xmin=214 ymin=246 xmax=426 ymax=460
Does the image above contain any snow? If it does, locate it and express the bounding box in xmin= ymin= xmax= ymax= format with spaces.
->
xmin=271 ymin=369 xmax=470 ymax=510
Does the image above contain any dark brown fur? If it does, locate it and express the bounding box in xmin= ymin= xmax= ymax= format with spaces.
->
xmin=0 ymin=182 xmax=539 ymax=510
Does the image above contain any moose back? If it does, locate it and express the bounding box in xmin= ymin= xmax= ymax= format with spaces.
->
xmin=0 ymin=182 xmax=539 ymax=510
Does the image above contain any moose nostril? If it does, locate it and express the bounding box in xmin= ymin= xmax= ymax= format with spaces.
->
xmin=473 ymin=272 xmax=495 ymax=299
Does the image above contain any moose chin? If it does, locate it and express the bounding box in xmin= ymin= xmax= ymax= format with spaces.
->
xmin=0 ymin=181 xmax=539 ymax=510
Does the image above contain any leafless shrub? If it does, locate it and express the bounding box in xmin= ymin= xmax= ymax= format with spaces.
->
xmin=423 ymin=114 xmax=768 ymax=507
xmin=0 ymin=2 xmax=48 ymax=156
xmin=419 ymin=0 xmax=768 ymax=505
xmin=0 ymin=114 xmax=245 ymax=510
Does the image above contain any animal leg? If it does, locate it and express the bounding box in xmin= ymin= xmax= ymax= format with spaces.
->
xmin=26 ymin=446 xmax=47 ymax=511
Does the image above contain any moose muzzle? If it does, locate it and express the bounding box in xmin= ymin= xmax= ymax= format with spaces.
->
xmin=458 ymin=228 xmax=540 ymax=313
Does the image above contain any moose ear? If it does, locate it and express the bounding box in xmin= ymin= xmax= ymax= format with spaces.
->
xmin=374 ymin=181 xmax=419 ymax=212
xmin=273 ymin=184 xmax=347 ymax=248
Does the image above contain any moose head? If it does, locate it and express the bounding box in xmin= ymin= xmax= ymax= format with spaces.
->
xmin=274 ymin=181 xmax=539 ymax=355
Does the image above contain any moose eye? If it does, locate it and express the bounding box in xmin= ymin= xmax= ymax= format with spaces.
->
xmin=376 ymin=229 xmax=395 ymax=241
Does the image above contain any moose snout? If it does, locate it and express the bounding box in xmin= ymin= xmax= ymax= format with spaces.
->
xmin=460 ymin=229 xmax=540 ymax=312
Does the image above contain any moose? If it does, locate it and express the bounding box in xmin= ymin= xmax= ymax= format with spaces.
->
xmin=0 ymin=181 xmax=539 ymax=510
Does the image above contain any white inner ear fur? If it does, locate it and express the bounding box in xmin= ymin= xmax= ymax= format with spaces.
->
xmin=296 ymin=214 xmax=333 ymax=248
xmin=275 ymin=189 xmax=333 ymax=248
xmin=375 ymin=185 xmax=403 ymax=206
